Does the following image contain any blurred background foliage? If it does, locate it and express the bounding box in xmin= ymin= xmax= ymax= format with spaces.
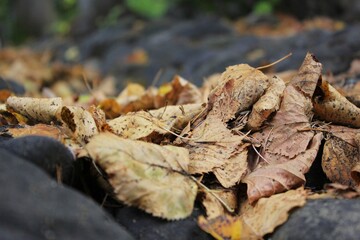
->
xmin=0 ymin=0 xmax=282 ymax=45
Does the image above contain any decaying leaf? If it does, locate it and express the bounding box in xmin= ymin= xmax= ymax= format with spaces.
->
xmin=199 ymin=188 xmax=307 ymax=240
xmin=244 ymin=53 xmax=323 ymax=202
xmin=246 ymin=75 xmax=285 ymax=130
xmin=198 ymin=214 xmax=242 ymax=240
xmin=185 ymin=116 xmax=248 ymax=188
xmin=107 ymin=104 xmax=203 ymax=142
xmin=61 ymin=106 xmax=98 ymax=143
xmin=322 ymin=136 xmax=359 ymax=187
xmin=239 ymin=187 xmax=307 ymax=239
xmin=207 ymin=64 xmax=270 ymax=122
xmin=314 ymin=80 xmax=360 ymax=128
xmin=154 ymin=75 xmax=202 ymax=108
xmin=7 ymin=124 xmax=66 ymax=142
xmin=201 ymin=188 xmax=238 ymax=219
xmin=6 ymin=96 xmax=62 ymax=123
xmin=86 ymin=133 xmax=198 ymax=220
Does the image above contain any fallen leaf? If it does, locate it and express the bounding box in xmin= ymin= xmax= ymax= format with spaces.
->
xmin=154 ymin=75 xmax=202 ymax=108
xmin=6 ymin=96 xmax=62 ymax=123
xmin=246 ymin=75 xmax=286 ymax=130
xmin=201 ymin=188 xmax=238 ymax=219
xmin=207 ymin=64 xmax=269 ymax=122
xmin=7 ymin=124 xmax=66 ymax=142
xmin=322 ymin=136 xmax=359 ymax=187
xmin=61 ymin=106 xmax=98 ymax=143
xmin=199 ymin=188 xmax=307 ymax=240
xmin=313 ymin=80 xmax=360 ymax=128
xmin=198 ymin=215 xmax=242 ymax=240
xmin=244 ymin=53 xmax=323 ymax=202
xmin=86 ymin=133 xmax=198 ymax=220
xmin=239 ymin=187 xmax=307 ymax=239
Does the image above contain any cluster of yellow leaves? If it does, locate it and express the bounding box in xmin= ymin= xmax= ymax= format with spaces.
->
xmin=3 ymin=50 xmax=360 ymax=239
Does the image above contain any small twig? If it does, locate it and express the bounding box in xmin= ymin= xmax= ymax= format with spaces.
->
xmin=256 ymin=53 xmax=292 ymax=70
xmin=101 ymin=193 xmax=109 ymax=208
xmin=190 ymin=176 xmax=234 ymax=213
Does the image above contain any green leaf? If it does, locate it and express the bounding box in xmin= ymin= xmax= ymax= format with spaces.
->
xmin=125 ymin=0 xmax=170 ymax=19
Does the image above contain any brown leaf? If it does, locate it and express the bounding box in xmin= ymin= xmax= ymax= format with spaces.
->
xmin=244 ymin=53 xmax=323 ymax=202
xmin=199 ymin=188 xmax=307 ymax=240
xmin=239 ymin=187 xmax=307 ymax=239
xmin=313 ymin=80 xmax=360 ymax=128
xmin=154 ymin=75 xmax=202 ymax=108
xmin=6 ymin=96 xmax=62 ymax=123
xmin=185 ymin=116 xmax=248 ymax=188
xmin=107 ymin=104 xmax=203 ymax=142
xmin=244 ymin=133 xmax=322 ymax=203
xmin=246 ymin=75 xmax=285 ymax=130
xmin=7 ymin=124 xmax=66 ymax=142
xmin=86 ymin=133 xmax=198 ymax=220
xmin=201 ymin=189 xmax=238 ymax=219
xmin=61 ymin=106 xmax=98 ymax=143
xmin=207 ymin=64 xmax=269 ymax=122
xmin=322 ymin=136 xmax=359 ymax=187
xmin=198 ymin=215 xmax=243 ymax=240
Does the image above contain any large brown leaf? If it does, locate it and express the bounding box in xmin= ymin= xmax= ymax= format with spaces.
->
xmin=244 ymin=53 xmax=323 ymax=202
xmin=86 ymin=133 xmax=198 ymax=220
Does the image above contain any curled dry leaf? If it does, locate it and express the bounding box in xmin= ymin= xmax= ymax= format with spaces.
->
xmin=201 ymin=73 xmax=221 ymax=103
xmin=207 ymin=64 xmax=269 ymax=122
xmin=86 ymin=133 xmax=198 ymax=220
xmin=154 ymin=75 xmax=202 ymax=108
xmin=199 ymin=188 xmax=307 ymax=240
xmin=313 ymin=80 xmax=360 ymax=128
xmin=322 ymin=136 xmax=359 ymax=187
xmin=61 ymin=106 xmax=98 ymax=143
xmin=6 ymin=96 xmax=62 ymax=123
xmin=244 ymin=53 xmax=323 ymax=202
xmin=246 ymin=75 xmax=285 ymax=130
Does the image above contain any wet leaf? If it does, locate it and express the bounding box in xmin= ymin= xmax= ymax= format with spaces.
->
xmin=86 ymin=133 xmax=198 ymax=220
xmin=198 ymin=215 xmax=242 ymax=240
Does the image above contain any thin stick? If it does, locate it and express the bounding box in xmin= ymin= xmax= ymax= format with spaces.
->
xmin=190 ymin=176 xmax=234 ymax=213
xmin=256 ymin=52 xmax=292 ymax=70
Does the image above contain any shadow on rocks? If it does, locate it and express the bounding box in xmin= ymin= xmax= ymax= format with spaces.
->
xmin=0 ymin=148 xmax=134 ymax=240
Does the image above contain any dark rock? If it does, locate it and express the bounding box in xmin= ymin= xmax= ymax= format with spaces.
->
xmin=114 ymin=206 xmax=212 ymax=240
xmin=0 ymin=136 xmax=75 ymax=185
xmin=0 ymin=77 xmax=26 ymax=95
xmin=0 ymin=148 xmax=134 ymax=240
xmin=271 ymin=198 xmax=360 ymax=240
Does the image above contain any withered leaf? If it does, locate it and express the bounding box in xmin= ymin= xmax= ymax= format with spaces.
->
xmin=61 ymin=106 xmax=98 ymax=143
xmin=239 ymin=187 xmax=307 ymax=239
xmin=107 ymin=104 xmax=203 ymax=142
xmin=7 ymin=123 xmax=66 ymax=142
xmin=201 ymin=188 xmax=238 ymax=219
xmin=185 ymin=116 xmax=248 ymax=188
xmin=244 ymin=53 xmax=323 ymax=202
xmin=314 ymin=80 xmax=360 ymax=128
xmin=6 ymin=96 xmax=62 ymax=123
xmin=246 ymin=75 xmax=285 ymax=130
xmin=322 ymin=137 xmax=359 ymax=187
xmin=86 ymin=133 xmax=198 ymax=220
xmin=198 ymin=214 xmax=242 ymax=240
xmin=154 ymin=75 xmax=202 ymax=108
xmin=199 ymin=188 xmax=307 ymax=240
xmin=207 ymin=64 xmax=269 ymax=122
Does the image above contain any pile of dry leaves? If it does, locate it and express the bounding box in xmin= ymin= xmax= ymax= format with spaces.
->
xmin=2 ymin=51 xmax=360 ymax=239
